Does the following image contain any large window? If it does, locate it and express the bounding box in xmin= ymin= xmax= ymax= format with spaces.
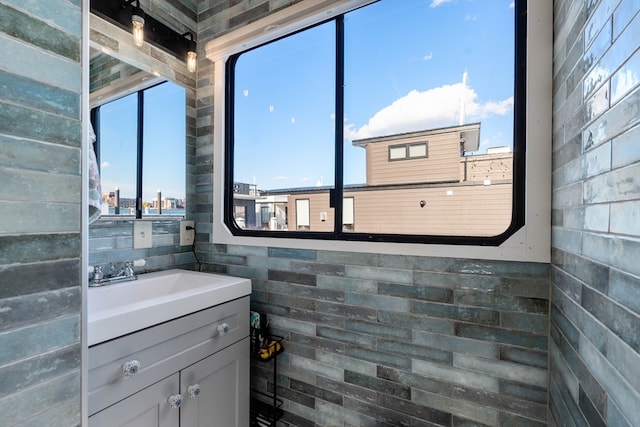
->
xmin=92 ymin=81 xmax=186 ymax=218
xmin=225 ymin=0 xmax=526 ymax=245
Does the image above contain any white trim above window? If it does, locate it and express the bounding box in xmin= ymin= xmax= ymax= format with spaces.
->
xmin=205 ymin=0 xmax=376 ymax=62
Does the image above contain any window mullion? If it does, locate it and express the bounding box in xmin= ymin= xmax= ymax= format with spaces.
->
xmin=136 ymin=90 xmax=144 ymax=219
xmin=91 ymin=108 xmax=101 ymax=169
xmin=333 ymin=16 xmax=345 ymax=235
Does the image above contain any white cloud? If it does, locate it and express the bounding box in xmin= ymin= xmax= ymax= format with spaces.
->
xmin=423 ymin=52 xmax=433 ymax=61
xmin=272 ymin=175 xmax=289 ymax=181
xmin=344 ymin=82 xmax=513 ymax=141
xmin=430 ymin=0 xmax=454 ymax=8
xmin=480 ymin=98 xmax=514 ymax=115
xmin=101 ymin=161 xmax=112 ymax=168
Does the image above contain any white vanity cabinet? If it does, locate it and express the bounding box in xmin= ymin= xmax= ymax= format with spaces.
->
xmin=180 ymin=339 xmax=248 ymax=426
xmin=88 ymin=373 xmax=180 ymax=427
xmin=88 ymin=296 xmax=249 ymax=427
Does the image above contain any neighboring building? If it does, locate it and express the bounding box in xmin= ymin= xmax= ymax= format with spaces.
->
xmin=153 ymin=197 xmax=182 ymax=210
xmin=252 ymin=123 xmax=514 ymax=237
xmin=101 ymin=191 xmax=136 ymax=209
xmin=254 ymin=194 xmax=288 ymax=230
xmin=232 ymin=182 xmax=260 ymax=229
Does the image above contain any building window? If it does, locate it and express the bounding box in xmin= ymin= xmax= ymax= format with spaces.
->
xmin=295 ymin=199 xmax=310 ymax=231
xmin=234 ymin=205 xmax=247 ymax=228
xmin=408 ymin=143 xmax=427 ymax=159
xmin=92 ymin=81 xmax=186 ymax=218
xmin=343 ymin=197 xmax=354 ymax=231
xmin=261 ymin=205 xmax=270 ymax=226
xmin=389 ymin=142 xmax=428 ymax=161
xmin=389 ymin=145 xmax=407 ymax=160
xmin=225 ymin=0 xmax=526 ymax=245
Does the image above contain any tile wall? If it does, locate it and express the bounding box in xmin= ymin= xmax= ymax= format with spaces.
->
xmin=198 ymin=245 xmax=550 ymax=425
xmin=0 ymin=1 xmax=83 ymax=424
xmin=2 ymin=0 xmax=638 ymax=425
xmin=195 ymin=1 xmax=552 ymax=425
xmin=87 ymin=6 xmax=198 ymax=271
xmin=550 ymin=0 xmax=640 ymax=425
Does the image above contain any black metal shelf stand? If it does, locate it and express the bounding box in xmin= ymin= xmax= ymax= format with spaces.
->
xmin=250 ymin=335 xmax=284 ymax=427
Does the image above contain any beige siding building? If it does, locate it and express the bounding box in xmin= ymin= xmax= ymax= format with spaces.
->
xmin=274 ymin=123 xmax=514 ymax=237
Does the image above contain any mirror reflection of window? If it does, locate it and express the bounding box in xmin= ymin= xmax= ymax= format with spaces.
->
xmin=228 ymin=0 xmax=521 ymax=242
xmin=142 ymin=83 xmax=186 ymax=216
xmin=98 ymin=93 xmax=137 ymax=214
xmin=93 ymin=81 xmax=186 ymax=217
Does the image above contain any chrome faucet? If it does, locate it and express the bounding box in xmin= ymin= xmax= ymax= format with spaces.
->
xmin=93 ymin=265 xmax=103 ymax=282
xmin=124 ymin=261 xmax=135 ymax=278
xmin=109 ymin=261 xmax=135 ymax=279
xmin=89 ymin=259 xmax=146 ymax=287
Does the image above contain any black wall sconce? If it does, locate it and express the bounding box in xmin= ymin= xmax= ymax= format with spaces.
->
xmin=90 ymin=0 xmax=197 ymax=72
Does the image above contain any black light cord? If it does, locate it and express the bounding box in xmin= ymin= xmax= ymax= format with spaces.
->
xmin=186 ymin=225 xmax=203 ymax=271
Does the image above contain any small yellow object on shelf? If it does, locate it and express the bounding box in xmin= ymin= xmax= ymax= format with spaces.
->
xmin=258 ymin=340 xmax=282 ymax=359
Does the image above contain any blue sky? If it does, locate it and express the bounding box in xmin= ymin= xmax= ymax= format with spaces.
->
xmin=98 ymin=0 xmax=516 ymax=200
xmin=99 ymin=82 xmax=186 ymax=202
xmin=233 ymin=0 xmax=516 ymax=189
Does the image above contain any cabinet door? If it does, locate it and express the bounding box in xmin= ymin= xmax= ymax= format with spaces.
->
xmin=180 ymin=338 xmax=249 ymax=427
xmin=89 ymin=374 xmax=180 ymax=427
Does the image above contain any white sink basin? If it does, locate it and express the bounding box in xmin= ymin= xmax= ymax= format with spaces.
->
xmin=88 ymin=269 xmax=251 ymax=346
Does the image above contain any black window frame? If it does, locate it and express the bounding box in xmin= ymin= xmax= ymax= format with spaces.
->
xmin=224 ymin=0 xmax=527 ymax=246
xmin=91 ymin=80 xmax=179 ymax=219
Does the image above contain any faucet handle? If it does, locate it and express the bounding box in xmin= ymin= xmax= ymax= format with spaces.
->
xmin=93 ymin=265 xmax=103 ymax=281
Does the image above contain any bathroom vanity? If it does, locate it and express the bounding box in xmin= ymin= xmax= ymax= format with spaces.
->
xmin=87 ymin=270 xmax=251 ymax=426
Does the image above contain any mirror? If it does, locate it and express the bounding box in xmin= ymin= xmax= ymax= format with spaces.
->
xmin=88 ymin=44 xmax=188 ymax=220
xmin=90 ymin=49 xmax=161 ymax=106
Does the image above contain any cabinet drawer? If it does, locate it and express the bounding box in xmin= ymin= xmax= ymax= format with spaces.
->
xmin=88 ymin=296 xmax=249 ymax=416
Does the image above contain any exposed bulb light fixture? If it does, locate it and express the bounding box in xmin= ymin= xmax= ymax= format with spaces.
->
xmin=182 ymin=32 xmax=197 ymax=73
xmin=187 ymin=50 xmax=197 ymax=73
xmin=92 ymin=0 xmax=196 ymax=68
xmin=130 ymin=0 xmax=145 ymax=47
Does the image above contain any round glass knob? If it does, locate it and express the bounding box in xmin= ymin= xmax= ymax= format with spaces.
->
xmin=187 ymin=384 xmax=201 ymax=398
xmin=168 ymin=394 xmax=183 ymax=410
xmin=216 ymin=323 xmax=229 ymax=336
xmin=122 ymin=360 xmax=141 ymax=377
